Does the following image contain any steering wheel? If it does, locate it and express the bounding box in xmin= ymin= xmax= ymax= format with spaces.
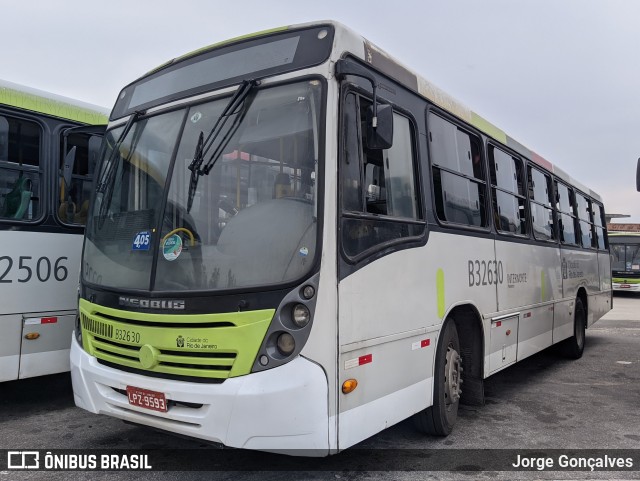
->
xmin=162 ymin=227 xmax=196 ymax=247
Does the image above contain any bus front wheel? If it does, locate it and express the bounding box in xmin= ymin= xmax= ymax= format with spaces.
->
xmin=415 ymin=318 xmax=462 ymax=436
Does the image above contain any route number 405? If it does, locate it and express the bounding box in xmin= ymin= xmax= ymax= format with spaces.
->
xmin=132 ymin=231 xmax=151 ymax=251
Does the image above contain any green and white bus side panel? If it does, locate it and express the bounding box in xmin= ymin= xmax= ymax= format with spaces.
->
xmin=337 ymin=232 xmax=496 ymax=449
xmin=0 ymin=231 xmax=83 ymax=381
xmin=493 ymin=240 xmax=560 ymax=370
xmin=336 ymin=231 xmax=612 ymax=450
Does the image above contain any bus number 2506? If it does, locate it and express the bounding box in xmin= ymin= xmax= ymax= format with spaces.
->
xmin=468 ymin=259 xmax=504 ymax=287
xmin=0 ymin=256 xmax=69 ymax=283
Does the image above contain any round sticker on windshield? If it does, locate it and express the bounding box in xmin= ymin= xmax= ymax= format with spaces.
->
xmin=191 ymin=112 xmax=203 ymax=123
xmin=163 ymin=234 xmax=183 ymax=261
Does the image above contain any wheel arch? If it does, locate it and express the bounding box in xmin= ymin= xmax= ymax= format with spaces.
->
xmin=576 ymin=287 xmax=588 ymax=322
xmin=445 ymin=303 xmax=485 ymax=406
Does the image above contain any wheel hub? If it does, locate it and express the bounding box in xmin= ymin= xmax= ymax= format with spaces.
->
xmin=444 ymin=346 xmax=462 ymax=405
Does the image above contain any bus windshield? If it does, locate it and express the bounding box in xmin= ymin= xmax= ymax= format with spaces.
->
xmin=84 ymin=80 xmax=322 ymax=292
xmin=611 ymin=242 xmax=640 ymax=273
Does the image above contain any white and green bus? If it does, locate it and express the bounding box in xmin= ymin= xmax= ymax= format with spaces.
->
xmin=0 ymin=80 xmax=107 ymax=381
xmin=71 ymin=21 xmax=612 ymax=454
xmin=609 ymin=232 xmax=640 ymax=291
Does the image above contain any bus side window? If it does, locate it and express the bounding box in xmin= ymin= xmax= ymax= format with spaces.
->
xmin=575 ymin=192 xmax=593 ymax=248
xmin=341 ymin=92 xmax=423 ymax=258
xmin=0 ymin=115 xmax=41 ymax=221
xmin=58 ymin=132 xmax=101 ymax=225
xmin=528 ymin=166 xmax=556 ymax=241
xmin=489 ymin=146 xmax=527 ymax=235
xmin=592 ymin=202 xmax=607 ymax=250
xmin=555 ymin=181 xmax=577 ymax=245
xmin=428 ymin=112 xmax=486 ymax=227
xmin=342 ymin=93 xmax=363 ymax=213
xmin=0 ymin=116 xmax=7 ymax=161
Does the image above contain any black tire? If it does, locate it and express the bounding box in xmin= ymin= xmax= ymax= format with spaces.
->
xmin=560 ymin=297 xmax=586 ymax=359
xmin=415 ymin=319 xmax=462 ymax=436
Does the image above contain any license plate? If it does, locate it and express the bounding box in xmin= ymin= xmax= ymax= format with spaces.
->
xmin=620 ymin=284 xmax=631 ymax=289
xmin=126 ymin=386 xmax=168 ymax=412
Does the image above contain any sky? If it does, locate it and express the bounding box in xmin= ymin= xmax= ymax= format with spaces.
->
xmin=2 ymin=0 xmax=640 ymax=222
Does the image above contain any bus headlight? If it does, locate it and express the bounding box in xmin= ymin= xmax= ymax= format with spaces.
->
xmin=292 ymin=304 xmax=311 ymax=327
xmin=251 ymin=273 xmax=319 ymax=373
xmin=276 ymin=333 xmax=295 ymax=356
xmin=302 ymin=285 xmax=315 ymax=299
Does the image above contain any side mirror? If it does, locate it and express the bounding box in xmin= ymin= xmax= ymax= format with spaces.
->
xmin=335 ymin=58 xmax=394 ymax=150
xmin=366 ymin=103 xmax=393 ymax=150
xmin=636 ymin=157 xmax=640 ymax=192
xmin=63 ymin=146 xmax=77 ymax=190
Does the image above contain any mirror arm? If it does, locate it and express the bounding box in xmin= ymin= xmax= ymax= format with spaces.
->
xmin=335 ymin=59 xmax=379 ymax=125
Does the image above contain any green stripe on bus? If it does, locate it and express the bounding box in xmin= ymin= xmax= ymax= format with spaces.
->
xmin=436 ymin=268 xmax=446 ymax=319
xmin=470 ymin=112 xmax=507 ymax=144
xmin=613 ymin=278 xmax=640 ymax=284
xmin=0 ymin=87 xmax=108 ymax=125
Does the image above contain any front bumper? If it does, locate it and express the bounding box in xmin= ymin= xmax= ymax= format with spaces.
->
xmin=612 ymin=282 xmax=640 ymax=292
xmin=71 ymin=334 xmax=329 ymax=454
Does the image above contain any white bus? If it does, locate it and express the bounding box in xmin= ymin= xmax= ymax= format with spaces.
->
xmin=0 ymin=80 xmax=107 ymax=381
xmin=609 ymin=232 xmax=640 ymax=291
xmin=71 ymin=21 xmax=612 ymax=454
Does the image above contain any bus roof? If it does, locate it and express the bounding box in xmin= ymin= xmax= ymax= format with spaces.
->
xmin=139 ymin=20 xmax=602 ymax=202
xmin=0 ymin=79 xmax=109 ymax=125
xmin=324 ymin=21 xmax=602 ymax=202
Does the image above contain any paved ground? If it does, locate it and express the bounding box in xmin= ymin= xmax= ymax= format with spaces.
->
xmin=1 ymin=293 xmax=639 ymax=480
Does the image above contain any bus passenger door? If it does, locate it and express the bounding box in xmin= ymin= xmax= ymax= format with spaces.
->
xmin=336 ymin=88 xmax=429 ymax=449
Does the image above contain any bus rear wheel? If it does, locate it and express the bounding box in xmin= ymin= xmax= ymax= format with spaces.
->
xmin=415 ymin=319 xmax=462 ymax=436
xmin=560 ymin=297 xmax=586 ymax=359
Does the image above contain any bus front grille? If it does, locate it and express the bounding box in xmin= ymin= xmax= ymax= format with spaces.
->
xmin=78 ymin=298 xmax=274 ymax=381
xmin=81 ymin=313 xmax=113 ymax=339
xmin=90 ymin=335 xmax=237 ymax=379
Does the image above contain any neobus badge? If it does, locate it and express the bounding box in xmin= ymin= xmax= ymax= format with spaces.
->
xmin=118 ymin=297 xmax=185 ymax=310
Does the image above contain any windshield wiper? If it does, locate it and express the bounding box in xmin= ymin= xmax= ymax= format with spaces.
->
xmin=187 ymin=80 xmax=257 ymax=212
xmin=96 ymin=110 xmax=144 ymax=226
xmin=96 ymin=111 xmax=143 ymax=193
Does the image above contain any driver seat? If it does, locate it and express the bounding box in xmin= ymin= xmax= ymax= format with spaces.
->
xmin=2 ymin=176 xmax=32 ymax=220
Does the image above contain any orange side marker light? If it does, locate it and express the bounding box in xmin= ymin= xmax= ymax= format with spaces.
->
xmin=342 ymin=379 xmax=358 ymax=394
